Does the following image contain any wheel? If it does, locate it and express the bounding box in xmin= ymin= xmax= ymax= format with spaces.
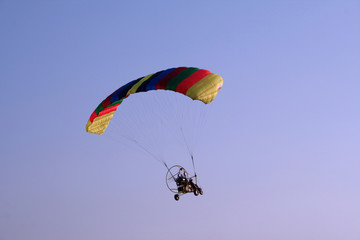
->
xmin=174 ymin=194 xmax=180 ymax=201
xmin=194 ymin=189 xmax=199 ymax=196
xmin=199 ymin=188 xmax=203 ymax=195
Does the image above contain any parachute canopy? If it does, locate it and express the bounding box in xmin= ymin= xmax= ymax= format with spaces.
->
xmin=86 ymin=67 xmax=223 ymax=135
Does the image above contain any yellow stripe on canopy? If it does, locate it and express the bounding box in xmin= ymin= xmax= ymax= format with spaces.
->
xmin=85 ymin=111 xmax=116 ymax=135
xmin=127 ymin=73 xmax=154 ymax=95
xmin=185 ymin=73 xmax=223 ymax=104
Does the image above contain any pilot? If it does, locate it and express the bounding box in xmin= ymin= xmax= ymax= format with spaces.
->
xmin=176 ymin=168 xmax=188 ymax=192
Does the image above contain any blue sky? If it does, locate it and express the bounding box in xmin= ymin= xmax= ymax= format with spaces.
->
xmin=1 ymin=0 xmax=360 ymax=239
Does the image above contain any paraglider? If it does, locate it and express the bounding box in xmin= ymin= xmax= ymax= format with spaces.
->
xmin=86 ymin=67 xmax=223 ymax=135
xmin=86 ymin=66 xmax=223 ymax=200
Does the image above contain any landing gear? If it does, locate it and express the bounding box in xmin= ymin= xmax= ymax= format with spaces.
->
xmin=194 ymin=189 xmax=199 ymax=196
xmin=174 ymin=194 xmax=180 ymax=201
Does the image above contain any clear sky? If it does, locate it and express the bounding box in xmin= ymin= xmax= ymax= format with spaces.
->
xmin=1 ymin=0 xmax=360 ymax=239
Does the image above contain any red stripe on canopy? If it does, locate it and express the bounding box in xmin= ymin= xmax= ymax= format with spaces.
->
xmin=156 ymin=67 xmax=187 ymax=90
xmin=176 ymin=69 xmax=211 ymax=94
xmin=102 ymin=96 xmax=112 ymax=109
xmin=89 ymin=111 xmax=98 ymax=123
xmin=98 ymin=104 xmax=120 ymax=117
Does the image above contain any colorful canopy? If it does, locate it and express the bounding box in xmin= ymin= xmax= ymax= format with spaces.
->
xmin=86 ymin=67 xmax=223 ymax=135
